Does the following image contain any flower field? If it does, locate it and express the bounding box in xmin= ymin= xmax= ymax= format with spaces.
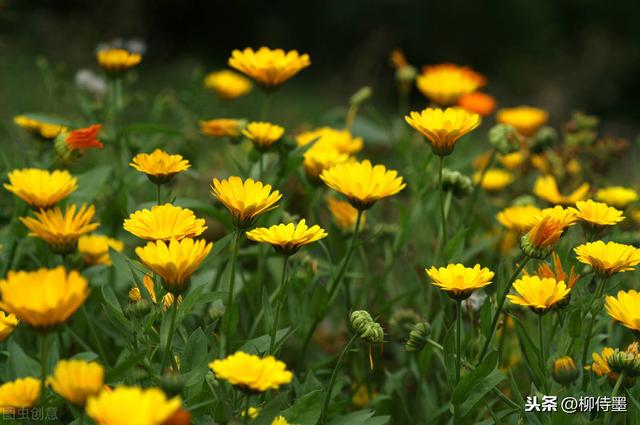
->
xmin=1 ymin=40 xmax=640 ymax=425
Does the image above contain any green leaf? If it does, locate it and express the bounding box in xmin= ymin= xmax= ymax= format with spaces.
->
xmin=101 ymin=283 xmax=133 ymax=333
xmin=7 ymin=339 xmax=40 ymax=378
xmin=442 ymin=323 xmax=456 ymax=389
xmin=452 ymin=351 xmax=506 ymax=418
xmin=568 ymin=308 xmax=582 ymax=338
xmin=328 ymin=410 xmax=389 ymax=425
xmin=280 ymin=389 xmax=324 ymax=425
xmin=68 ymin=166 xmax=112 ymax=204
xmin=252 ymin=392 xmax=289 ymax=425
xmin=238 ymin=328 xmax=291 ymax=355
xmin=105 ymin=351 xmax=147 ymax=381
xmin=513 ymin=317 xmax=544 ymax=388
xmin=479 ymin=297 xmax=493 ymax=339
xmin=309 ymin=285 xmax=329 ymax=321
xmin=442 ymin=227 xmax=469 ymax=263
xmin=182 ymin=329 xmax=210 ymax=392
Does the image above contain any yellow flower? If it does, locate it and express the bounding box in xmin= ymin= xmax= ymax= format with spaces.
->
xmin=20 ymin=204 xmax=99 ymax=254
xmin=211 ymin=176 xmax=282 ymax=228
xmin=507 ymin=276 xmax=571 ymax=313
xmin=496 ymin=205 xmax=542 ymax=233
xmin=209 ymin=351 xmax=293 ymax=392
xmin=569 ymin=199 xmax=625 ymax=230
xmin=130 ymin=149 xmax=191 ymax=184
xmin=129 ymin=275 xmax=181 ymax=311
xmin=498 ymin=152 xmax=525 ymax=170
xmin=97 ymin=48 xmax=142 ymax=74
xmin=272 ymin=416 xmax=297 ymax=425
xmin=200 ymin=118 xmax=243 ymax=138
xmin=0 ymin=311 xmax=19 ymax=342
xmin=4 ymin=168 xmax=78 ymax=209
xmin=229 ymin=47 xmax=310 ymax=88
xmin=587 ymin=347 xmax=615 ymax=377
xmin=124 ymin=204 xmax=207 ymax=241
xmin=606 ymin=290 xmax=640 ymax=333
xmin=533 ymin=175 xmax=590 ymax=206
xmin=246 ymin=219 xmax=328 ymax=256
xmin=416 ymin=63 xmax=485 ymax=106
xmin=426 ymin=264 xmax=494 ymax=300
xmin=574 ymin=241 xmax=640 ymax=278
xmin=352 ymin=384 xmax=377 ymax=408
xmin=135 ymin=238 xmax=213 ymax=294
xmin=296 ymin=127 xmax=363 ymax=154
xmin=48 ymin=359 xmax=104 ymax=405
xmin=86 ymin=386 xmax=181 ymax=425
xmin=78 ymin=234 xmax=125 ymax=265
xmin=243 ymin=121 xmax=285 ymax=151
xmin=204 ymin=70 xmax=252 ymax=100
xmin=405 ymin=107 xmax=481 ymax=156
xmin=595 ymin=186 xmax=639 ymax=209
xmin=242 ymin=407 xmax=260 ymax=419
xmin=14 ymin=115 xmax=68 ymax=139
xmin=0 ymin=377 xmax=41 ymax=413
xmin=320 ymin=160 xmax=406 ymax=210
xmin=520 ymin=206 xmax=577 ymax=258
xmin=497 ymin=106 xmax=548 ymax=137
xmin=327 ymin=197 xmax=365 ymax=232
xmin=474 ymin=169 xmax=514 ymax=192
xmin=303 ymin=146 xmax=351 ymax=180
xmin=0 ymin=266 xmax=89 ymax=329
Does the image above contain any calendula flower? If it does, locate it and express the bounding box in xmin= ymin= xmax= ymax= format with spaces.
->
xmin=533 ymin=175 xmax=590 ymax=206
xmin=0 ymin=311 xmax=19 ymax=342
xmin=575 ymin=241 xmax=640 ymax=278
xmin=20 ymin=204 xmax=99 ymax=254
xmin=86 ymin=386 xmax=181 ymax=425
xmin=0 ymin=377 xmax=41 ymax=413
xmin=97 ymin=48 xmax=142 ymax=74
xmin=457 ymin=92 xmax=496 ymax=116
xmin=474 ymin=169 xmax=514 ymax=192
xmin=14 ymin=115 xmax=67 ymax=139
xmin=520 ymin=206 xmax=577 ymax=259
xmin=497 ymin=106 xmax=548 ymax=137
xmin=296 ymin=127 xmax=364 ymax=154
xmin=130 ymin=149 xmax=191 ymax=184
xmin=242 ymin=407 xmax=260 ymax=419
xmin=200 ymin=118 xmax=243 ymax=138
xmin=606 ymin=291 xmax=640 ymax=334
xmin=129 ymin=275 xmax=181 ymax=311
xmin=124 ymin=204 xmax=207 ymax=241
xmin=302 ymin=146 xmax=351 ymax=181
xmin=4 ymin=168 xmax=77 ymax=209
xmin=229 ymin=47 xmax=310 ymax=88
xmin=242 ymin=121 xmax=285 ymax=151
xmin=507 ymin=276 xmax=571 ymax=313
xmin=211 ymin=176 xmax=282 ymax=228
xmin=327 ymin=197 xmax=365 ymax=232
xmin=496 ymin=205 xmax=542 ymax=233
xmin=569 ymin=199 xmax=625 ymax=231
xmin=499 ymin=152 xmax=525 ymax=170
xmin=272 ymin=416 xmax=296 ymax=425
xmin=246 ymin=219 xmax=327 ymax=256
xmin=533 ymin=252 xmax=581 ymax=289
xmin=416 ymin=63 xmax=485 ymax=106
xmin=587 ymin=347 xmax=615 ymax=379
xmin=595 ymin=186 xmax=639 ymax=209
xmin=78 ymin=234 xmax=124 ymax=265
xmin=135 ymin=238 xmax=213 ymax=294
xmin=426 ymin=264 xmax=494 ymax=300
xmin=320 ymin=160 xmax=406 ymax=210
xmin=48 ymin=359 xmax=104 ymax=405
xmin=209 ymin=351 xmax=293 ymax=392
xmin=0 ymin=267 xmax=89 ymax=329
xmin=204 ymin=70 xmax=252 ymax=100
xmin=405 ymin=107 xmax=481 ymax=156
xmin=65 ymin=124 xmax=103 ymax=150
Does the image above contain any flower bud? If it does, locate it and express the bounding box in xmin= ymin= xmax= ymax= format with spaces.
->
xmin=520 ymin=234 xmax=553 ymax=260
xmin=350 ymin=310 xmax=384 ymax=344
xmin=489 ymin=124 xmax=520 ymax=155
xmin=389 ymin=308 xmax=421 ymax=337
xmin=405 ymin=322 xmax=431 ymax=352
xmin=552 ymin=356 xmax=579 ymax=385
xmin=441 ymin=169 xmax=473 ymax=198
xmin=159 ymin=372 xmax=186 ymax=397
xmin=607 ymin=349 xmax=640 ymax=377
xmin=530 ymin=126 xmax=557 ymax=153
xmin=350 ymin=86 xmax=373 ymax=106
xmin=396 ymin=65 xmax=417 ymax=88
xmin=124 ymin=299 xmax=152 ymax=319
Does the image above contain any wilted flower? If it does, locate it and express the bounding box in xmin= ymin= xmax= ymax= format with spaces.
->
xmin=4 ymin=168 xmax=77 ymax=209
xmin=243 ymin=121 xmax=285 ymax=151
xmin=229 ymin=47 xmax=310 ymax=88
xmin=246 ymin=219 xmax=327 ymax=256
xmin=405 ymin=107 xmax=481 ymax=156
xmin=416 ymin=63 xmax=485 ymax=106
xmin=48 ymin=359 xmax=104 ymax=405
xmin=574 ymin=241 xmax=640 ymax=278
xmin=426 ymin=263 xmax=494 ymax=300
xmin=211 ymin=176 xmax=282 ymax=228
xmin=86 ymin=386 xmax=181 ymax=425
xmin=209 ymin=351 xmax=293 ymax=392
xmin=130 ymin=149 xmax=191 ymax=184
xmin=124 ymin=204 xmax=207 ymax=241
xmin=507 ymin=276 xmax=571 ymax=314
xmin=78 ymin=234 xmax=124 ymax=265
xmin=497 ymin=106 xmax=548 ymax=137
xmin=55 ymin=124 xmax=103 ymax=162
xmin=595 ymin=186 xmax=638 ymax=209
xmin=204 ymin=69 xmax=252 ymax=100
xmin=0 ymin=377 xmax=41 ymax=413
xmin=533 ymin=175 xmax=590 ymax=206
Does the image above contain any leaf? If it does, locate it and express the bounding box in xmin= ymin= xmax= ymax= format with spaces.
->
xmin=238 ymin=328 xmax=291 ymax=355
xmin=280 ymin=390 xmax=324 ymax=425
xmin=442 ymin=227 xmax=469 ymax=263
xmin=101 ymin=283 xmax=133 ymax=333
xmin=442 ymin=323 xmax=456 ymax=389
xmin=105 ymin=351 xmax=147 ymax=381
xmin=252 ymin=392 xmax=289 ymax=425
xmin=120 ymin=123 xmax=183 ymax=136
xmin=68 ymin=166 xmax=112 ymax=204
xmin=452 ymin=351 xmax=506 ymax=418
xmin=479 ymin=296 xmax=493 ymax=339
xmin=309 ymin=284 xmax=329 ymax=321
xmin=513 ymin=317 xmax=544 ymax=388
xmin=7 ymin=339 xmax=40 ymax=379
xmin=182 ymin=329 xmax=210 ymax=391
xmin=328 ymin=410 xmax=389 ymax=425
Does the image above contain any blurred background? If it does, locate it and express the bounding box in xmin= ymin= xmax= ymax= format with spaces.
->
xmin=1 ymin=0 xmax=640 ymax=137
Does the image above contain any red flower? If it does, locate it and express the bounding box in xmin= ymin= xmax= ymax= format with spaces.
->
xmin=66 ymin=124 xmax=103 ymax=150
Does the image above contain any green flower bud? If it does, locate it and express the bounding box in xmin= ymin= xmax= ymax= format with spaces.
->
xmin=350 ymin=86 xmax=373 ymax=106
xmin=530 ymin=126 xmax=557 ymax=153
xmin=520 ymin=234 xmax=553 ymax=260
xmin=441 ymin=169 xmax=473 ymax=198
xmin=406 ymin=322 xmax=431 ymax=353
xmin=396 ymin=65 xmax=417 ymax=87
xmin=159 ymin=372 xmax=186 ymax=397
xmin=350 ymin=310 xmax=384 ymax=344
xmin=124 ymin=299 xmax=152 ymax=319
xmin=511 ymin=195 xmax=537 ymax=207
xmin=389 ymin=308 xmax=421 ymax=336
xmin=489 ymin=124 xmax=520 ymax=155
xmin=607 ymin=350 xmax=640 ymax=377
xmin=552 ymin=356 xmax=579 ymax=385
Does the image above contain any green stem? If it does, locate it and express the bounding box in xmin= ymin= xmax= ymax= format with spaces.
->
xmin=438 ymin=156 xmax=447 ymax=243
xmin=453 ymin=301 xmax=462 ymax=424
xmin=160 ymin=299 xmax=179 ymax=373
xmin=478 ymin=256 xmax=530 ymax=363
xmin=156 ymin=184 xmax=161 ymax=205
xmin=581 ymin=277 xmax=607 ymax=391
xmin=604 ymin=372 xmax=625 ymax=425
xmin=269 ymin=255 xmax=289 ymax=354
xmin=39 ymin=332 xmax=50 ymax=425
xmin=320 ymin=334 xmax=358 ymax=425
xmin=259 ymin=153 xmax=264 ymax=180
xmin=538 ymin=314 xmax=548 ymax=393
xmin=260 ymin=92 xmax=272 ymax=120
xmin=81 ymin=305 xmax=109 ymax=365
xmin=242 ymin=393 xmax=252 ymax=425
xmin=224 ymin=230 xmax=241 ymax=355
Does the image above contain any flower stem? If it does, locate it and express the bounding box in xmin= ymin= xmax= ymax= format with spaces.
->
xmin=478 ymin=256 xmax=530 ymax=364
xmin=580 ymin=277 xmax=607 ymax=391
xmin=269 ymin=256 xmax=289 ymax=354
xmin=438 ymin=156 xmax=447 ymax=243
xmin=156 ymin=183 xmax=161 ymax=205
xmin=224 ymin=230 xmax=241 ymax=355
xmin=604 ymin=372 xmax=625 ymax=425
xmin=242 ymin=393 xmax=252 ymax=425
xmin=40 ymin=332 xmax=49 ymax=391
xmin=259 ymin=153 xmax=264 ymax=181
xmin=320 ymin=334 xmax=358 ymax=425
xmin=81 ymin=305 xmax=109 ymax=365
xmin=538 ymin=314 xmax=548 ymax=393
xmin=160 ymin=299 xmax=179 ymax=373
xmin=453 ymin=301 xmax=462 ymax=423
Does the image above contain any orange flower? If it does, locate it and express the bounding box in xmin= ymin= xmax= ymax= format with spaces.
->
xmin=531 ymin=252 xmax=581 ymax=289
xmin=457 ymin=92 xmax=496 ymax=117
xmin=520 ymin=207 xmax=577 ymax=259
xmin=66 ymin=124 xmax=103 ymax=150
